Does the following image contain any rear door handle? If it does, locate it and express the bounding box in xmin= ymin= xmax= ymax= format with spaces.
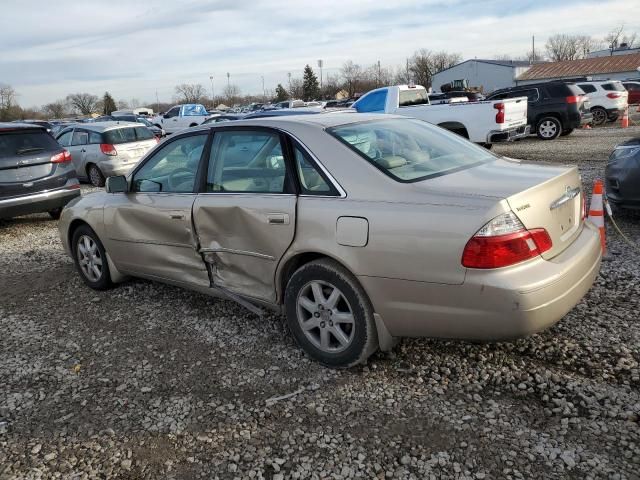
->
xmin=267 ymin=213 xmax=289 ymax=225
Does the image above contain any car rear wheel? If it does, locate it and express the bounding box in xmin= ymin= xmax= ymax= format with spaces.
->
xmin=560 ymin=128 xmax=574 ymax=136
xmin=48 ymin=208 xmax=62 ymax=220
xmin=72 ymin=225 xmax=112 ymax=290
xmin=284 ymin=259 xmax=377 ymax=368
xmin=87 ymin=164 xmax=105 ymax=187
xmin=536 ymin=117 xmax=562 ymax=140
xmin=591 ymin=107 xmax=607 ymax=126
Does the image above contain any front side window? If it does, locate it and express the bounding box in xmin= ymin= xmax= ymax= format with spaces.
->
xmin=207 ymin=130 xmax=287 ymax=193
xmin=132 ymin=134 xmax=207 ymax=193
xmin=519 ymin=89 xmax=539 ymax=102
xmin=164 ymin=107 xmax=180 ymax=118
xmin=329 ymin=118 xmax=494 ymax=183
xmin=71 ymin=130 xmax=88 ymax=146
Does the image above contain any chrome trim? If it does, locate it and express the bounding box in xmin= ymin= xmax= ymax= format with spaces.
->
xmin=550 ymin=186 xmax=581 ymax=210
xmin=109 ymin=238 xmax=192 ymax=248
xmin=0 ymin=185 xmax=79 ymax=206
xmin=200 ymin=247 xmax=275 ymax=261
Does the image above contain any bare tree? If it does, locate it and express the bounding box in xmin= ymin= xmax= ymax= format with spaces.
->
xmin=42 ymin=100 xmax=67 ymax=118
xmin=0 ymin=84 xmax=19 ymax=121
xmin=576 ymin=35 xmax=602 ymax=57
xmin=66 ymin=93 xmax=99 ymax=115
xmin=393 ymin=59 xmax=412 ymax=84
xmin=526 ymin=49 xmax=545 ymax=62
xmin=174 ymin=83 xmax=207 ymax=104
xmin=223 ymin=84 xmax=241 ymax=104
xmin=340 ymin=60 xmax=363 ymax=97
xmin=288 ymin=78 xmax=304 ymax=99
xmin=545 ymin=34 xmax=584 ymax=61
xmin=605 ymin=24 xmax=637 ymax=49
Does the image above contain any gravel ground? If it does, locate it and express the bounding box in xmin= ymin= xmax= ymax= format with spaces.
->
xmin=1 ymin=127 xmax=639 ymax=479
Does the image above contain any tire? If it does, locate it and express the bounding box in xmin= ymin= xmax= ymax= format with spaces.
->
xmin=48 ymin=208 xmax=62 ymax=220
xmin=536 ymin=117 xmax=562 ymax=140
xmin=87 ymin=164 xmax=105 ymax=187
xmin=591 ymin=107 xmax=607 ymax=126
xmin=71 ymin=225 xmax=112 ymax=290
xmin=560 ymin=128 xmax=574 ymax=137
xmin=284 ymin=259 xmax=378 ymax=368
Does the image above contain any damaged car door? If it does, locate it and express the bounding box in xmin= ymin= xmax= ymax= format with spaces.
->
xmin=104 ymin=132 xmax=210 ymax=286
xmin=193 ymin=128 xmax=297 ymax=304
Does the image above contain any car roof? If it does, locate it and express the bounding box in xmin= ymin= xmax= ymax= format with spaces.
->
xmin=0 ymin=122 xmax=47 ymax=131
xmin=59 ymin=121 xmax=140 ymax=132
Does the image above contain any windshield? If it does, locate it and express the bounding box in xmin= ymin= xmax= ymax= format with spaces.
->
xmin=328 ymin=118 xmax=495 ymax=183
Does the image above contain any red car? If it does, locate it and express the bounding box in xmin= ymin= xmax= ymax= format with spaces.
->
xmin=623 ymin=82 xmax=640 ymax=105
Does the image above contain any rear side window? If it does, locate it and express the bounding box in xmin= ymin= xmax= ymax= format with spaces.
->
xmin=543 ymin=84 xmax=572 ymax=98
xmin=0 ymin=130 xmax=60 ymax=162
xmin=355 ymin=90 xmax=388 ymax=113
xmin=578 ymin=84 xmax=597 ymax=93
xmin=89 ymin=132 xmax=102 ymax=144
xmin=134 ymin=127 xmax=155 ymax=140
xmin=602 ymin=82 xmax=625 ymax=92
xmin=292 ymin=144 xmax=337 ymax=195
xmin=104 ymin=128 xmax=137 ymax=144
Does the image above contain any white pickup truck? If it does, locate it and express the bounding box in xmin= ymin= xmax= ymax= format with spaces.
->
xmin=353 ymin=85 xmax=529 ymax=146
xmin=151 ymin=104 xmax=209 ymax=134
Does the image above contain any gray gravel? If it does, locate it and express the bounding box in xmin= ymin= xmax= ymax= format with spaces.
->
xmin=1 ymin=126 xmax=639 ymax=479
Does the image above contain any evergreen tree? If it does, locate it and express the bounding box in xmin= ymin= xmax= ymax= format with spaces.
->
xmin=302 ymin=65 xmax=320 ymax=101
xmin=274 ymin=84 xmax=288 ymax=103
xmin=102 ymin=92 xmax=117 ymax=115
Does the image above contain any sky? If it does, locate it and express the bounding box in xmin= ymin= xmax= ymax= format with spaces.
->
xmin=1 ymin=0 xmax=638 ymax=107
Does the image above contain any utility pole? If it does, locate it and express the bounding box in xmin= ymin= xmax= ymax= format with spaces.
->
xmin=317 ymin=59 xmax=323 ymax=91
xmin=226 ymin=72 xmax=230 ymax=88
xmin=155 ymin=89 xmax=159 ymax=114
xmin=377 ymin=60 xmax=381 ymax=87
xmin=209 ymin=75 xmax=214 ymax=107
xmin=261 ymin=75 xmax=265 ymax=102
xmin=287 ymin=72 xmax=292 ymax=96
xmin=532 ymin=35 xmax=535 ymax=63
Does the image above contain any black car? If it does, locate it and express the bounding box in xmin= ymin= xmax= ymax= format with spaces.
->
xmin=486 ymin=82 xmax=592 ymax=140
xmin=0 ymin=123 xmax=80 ymax=220
xmin=605 ymin=138 xmax=640 ymax=211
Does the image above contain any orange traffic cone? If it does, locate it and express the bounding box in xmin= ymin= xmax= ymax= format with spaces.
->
xmin=620 ymin=105 xmax=629 ymax=128
xmin=588 ymin=179 xmax=606 ymax=254
xmin=582 ymin=123 xmax=592 ymax=129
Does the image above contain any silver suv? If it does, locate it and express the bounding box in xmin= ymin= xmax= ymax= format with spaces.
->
xmin=55 ymin=122 xmax=157 ymax=186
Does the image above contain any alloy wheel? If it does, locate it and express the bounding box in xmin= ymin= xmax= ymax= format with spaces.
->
xmin=76 ymin=235 xmax=103 ymax=282
xmin=89 ymin=166 xmax=102 ymax=187
xmin=539 ymin=120 xmax=558 ymax=138
xmin=296 ymin=280 xmax=355 ymax=354
xmin=591 ymin=108 xmax=607 ymax=126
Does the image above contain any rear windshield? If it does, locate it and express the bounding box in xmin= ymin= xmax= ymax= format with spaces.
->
xmin=103 ymin=126 xmax=154 ymax=144
xmin=328 ymin=118 xmax=494 ymax=183
xmin=0 ymin=130 xmax=59 ymax=161
xmin=399 ymin=88 xmax=429 ymax=107
xmin=602 ymin=82 xmax=625 ymax=92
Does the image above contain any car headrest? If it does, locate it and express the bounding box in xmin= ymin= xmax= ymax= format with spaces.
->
xmin=377 ymin=155 xmax=407 ymax=169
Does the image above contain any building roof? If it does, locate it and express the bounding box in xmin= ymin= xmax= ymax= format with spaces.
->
xmin=434 ymin=59 xmax=533 ymax=76
xmin=517 ymin=53 xmax=640 ymax=81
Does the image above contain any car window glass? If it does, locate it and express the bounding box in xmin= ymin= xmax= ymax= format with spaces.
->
xmin=132 ymin=134 xmax=207 ymax=193
xmin=71 ymin=130 xmax=88 ymax=146
xmin=56 ymin=131 xmax=73 ymax=147
xmin=183 ymin=104 xmax=208 ymax=116
xmin=134 ymin=126 xmax=154 ymax=141
xmin=89 ymin=132 xmax=102 ymax=144
xmin=0 ymin=131 xmax=60 ymax=163
xmin=293 ymin=144 xmax=335 ymax=195
xmin=207 ymin=130 xmax=286 ymax=193
xmin=578 ymin=84 xmax=597 ymax=94
xmin=544 ymin=84 xmax=569 ymax=97
xmin=602 ymin=82 xmax=625 ymax=92
xmin=165 ymin=107 xmax=180 ymax=118
xmin=104 ymin=128 xmax=137 ymax=144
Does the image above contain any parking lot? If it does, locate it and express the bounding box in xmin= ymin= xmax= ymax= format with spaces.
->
xmin=1 ymin=127 xmax=639 ymax=479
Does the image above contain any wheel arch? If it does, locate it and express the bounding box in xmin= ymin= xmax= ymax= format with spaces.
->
xmin=437 ymin=121 xmax=469 ymax=139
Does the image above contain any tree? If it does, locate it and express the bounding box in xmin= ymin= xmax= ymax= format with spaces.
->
xmin=0 ymin=84 xmax=18 ymax=120
xmin=302 ymin=65 xmax=320 ymax=101
xmin=174 ymin=83 xmax=207 ymax=103
xmin=289 ymin=78 xmax=304 ymax=99
xmin=223 ymin=84 xmax=241 ymax=104
xmin=102 ymin=92 xmax=117 ymax=115
xmin=274 ymin=84 xmax=288 ymax=102
xmin=605 ymin=25 xmax=637 ymax=50
xmin=66 ymin=93 xmax=99 ymax=115
xmin=544 ymin=34 xmax=598 ymax=61
xmin=340 ymin=60 xmax=363 ymax=98
xmin=42 ymin=100 xmax=67 ymax=119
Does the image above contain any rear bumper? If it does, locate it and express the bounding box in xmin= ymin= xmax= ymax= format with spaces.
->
xmin=0 ymin=182 xmax=81 ymax=219
xmin=99 ymin=158 xmax=137 ymax=177
xmin=359 ymin=221 xmax=601 ymax=340
xmin=486 ymin=124 xmax=530 ymax=143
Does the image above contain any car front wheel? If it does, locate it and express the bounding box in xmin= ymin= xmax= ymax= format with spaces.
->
xmin=72 ymin=225 xmax=112 ymax=290
xmin=284 ymin=259 xmax=378 ymax=368
xmin=536 ymin=117 xmax=562 ymax=140
xmin=591 ymin=107 xmax=607 ymax=126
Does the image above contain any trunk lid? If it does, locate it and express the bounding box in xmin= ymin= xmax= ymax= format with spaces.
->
xmin=499 ymin=97 xmax=528 ymax=128
xmin=419 ymin=158 xmax=583 ymax=259
xmin=115 ymin=139 xmax=156 ymax=163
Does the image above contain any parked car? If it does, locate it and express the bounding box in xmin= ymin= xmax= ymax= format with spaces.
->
xmin=58 ymin=114 xmax=601 ymax=367
xmin=201 ymin=114 xmax=246 ymax=124
xmin=96 ymin=115 xmax=165 ymax=138
xmin=576 ymin=80 xmax=628 ymax=126
xmin=11 ymin=119 xmax=54 ymax=133
xmin=55 ymin=122 xmax=157 ymax=187
xmin=150 ymin=104 xmax=209 ymax=134
xmin=0 ymin=123 xmax=80 ymax=220
xmin=622 ymin=81 xmax=640 ymax=105
xmin=486 ymin=82 xmax=592 ymax=140
xmin=354 ymin=85 xmax=529 ymax=147
xmin=605 ymin=137 xmax=640 ymax=211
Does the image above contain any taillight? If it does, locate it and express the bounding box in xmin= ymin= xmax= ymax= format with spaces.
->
xmin=51 ymin=149 xmax=72 ymax=163
xmin=461 ymin=212 xmax=553 ymax=269
xmin=493 ymin=102 xmax=505 ymax=124
xmin=606 ymin=92 xmax=622 ymax=99
xmin=100 ymin=144 xmax=117 ymax=156
xmin=566 ymin=95 xmax=581 ymax=104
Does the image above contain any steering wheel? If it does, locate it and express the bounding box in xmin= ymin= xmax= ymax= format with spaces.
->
xmin=167 ymin=168 xmax=195 ymax=191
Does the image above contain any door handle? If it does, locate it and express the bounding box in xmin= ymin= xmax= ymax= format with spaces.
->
xmin=169 ymin=214 xmax=185 ymax=220
xmin=267 ymin=213 xmax=289 ymax=225
xmin=81 ymin=149 xmax=86 ymax=152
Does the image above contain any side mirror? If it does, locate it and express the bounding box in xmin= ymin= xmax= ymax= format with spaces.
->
xmin=105 ymin=175 xmax=128 ymax=193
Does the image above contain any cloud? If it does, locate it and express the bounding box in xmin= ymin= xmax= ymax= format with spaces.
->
xmin=1 ymin=0 xmax=638 ymax=106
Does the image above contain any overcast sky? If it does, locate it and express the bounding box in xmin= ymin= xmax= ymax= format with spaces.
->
xmin=1 ymin=0 xmax=638 ymax=107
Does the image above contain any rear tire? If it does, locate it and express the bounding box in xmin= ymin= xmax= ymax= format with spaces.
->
xmin=284 ymin=259 xmax=378 ymax=368
xmin=560 ymin=128 xmax=574 ymax=136
xmin=72 ymin=225 xmax=112 ymax=290
xmin=48 ymin=208 xmax=62 ymax=220
xmin=591 ymin=107 xmax=607 ymax=126
xmin=87 ymin=164 xmax=105 ymax=187
xmin=536 ymin=117 xmax=562 ymax=140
